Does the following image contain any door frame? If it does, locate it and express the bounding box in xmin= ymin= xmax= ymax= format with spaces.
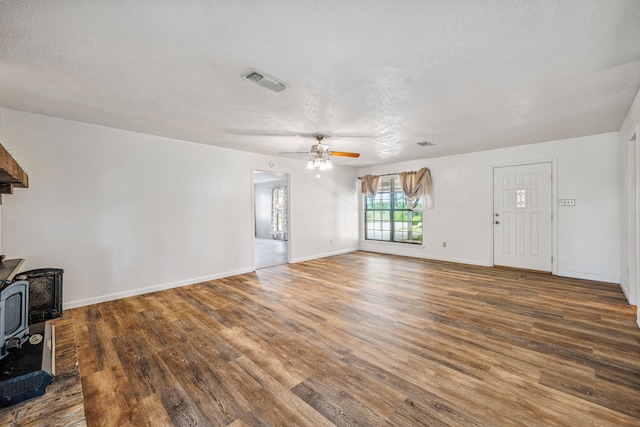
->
xmin=628 ymin=125 xmax=640 ymax=328
xmin=490 ymin=158 xmax=558 ymax=275
xmin=251 ymin=167 xmax=291 ymax=271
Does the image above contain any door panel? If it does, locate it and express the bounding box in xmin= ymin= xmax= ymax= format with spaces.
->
xmin=493 ymin=163 xmax=552 ymax=271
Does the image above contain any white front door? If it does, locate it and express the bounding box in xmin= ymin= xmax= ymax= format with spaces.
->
xmin=493 ymin=162 xmax=552 ymax=272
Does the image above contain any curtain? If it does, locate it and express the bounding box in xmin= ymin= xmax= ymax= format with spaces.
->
xmin=281 ymin=185 xmax=288 ymax=240
xmin=271 ymin=186 xmax=288 ymax=240
xmin=360 ymin=175 xmax=381 ymax=197
xmin=398 ymin=167 xmax=433 ymax=210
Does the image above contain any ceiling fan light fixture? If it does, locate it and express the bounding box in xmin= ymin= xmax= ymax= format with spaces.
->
xmin=282 ymin=134 xmax=358 ymax=172
xmin=307 ymin=150 xmax=333 ymax=171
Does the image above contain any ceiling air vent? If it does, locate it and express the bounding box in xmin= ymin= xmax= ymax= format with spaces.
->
xmin=242 ymin=68 xmax=289 ymax=93
xmin=417 ymin=141 xmax=435 ymax=147
xmin=245 ymin=71 xmax=263 ymax=82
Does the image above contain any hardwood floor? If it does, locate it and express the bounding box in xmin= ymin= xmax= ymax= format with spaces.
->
xmin=255 ymin=238 xmax=288 ymax=269
xmin=72 ymin=251 xmax=640 ymax=426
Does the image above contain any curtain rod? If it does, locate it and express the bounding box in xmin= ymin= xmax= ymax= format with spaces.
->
xmin=357 ymin=172 xmax=399 ymax=180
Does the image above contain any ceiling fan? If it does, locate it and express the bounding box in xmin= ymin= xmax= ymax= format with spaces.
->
xmin=280 ymin=135 xmax=360 ymax=171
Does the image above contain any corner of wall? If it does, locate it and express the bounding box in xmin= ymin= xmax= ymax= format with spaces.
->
xmin=620 ymin=88 xmax=640 ymax=142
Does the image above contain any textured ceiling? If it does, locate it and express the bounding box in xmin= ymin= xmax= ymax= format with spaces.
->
xmin=1 ymin=1 xmax=640 ymax=167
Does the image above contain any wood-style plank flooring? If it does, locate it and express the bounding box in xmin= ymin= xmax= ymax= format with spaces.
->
xmin=255 ymin=238 xmax=288 ymax=269
xmin=72 ymin=251 xmax=640 ymax=426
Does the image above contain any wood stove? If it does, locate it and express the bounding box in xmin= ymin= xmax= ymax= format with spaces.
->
xmin=0 ymin=262 xmax=58 ymax=407
xmin=0 ymin=280 xmax=30 ymax=361
xmin=15 ymin=269 xmax=64 ymax=325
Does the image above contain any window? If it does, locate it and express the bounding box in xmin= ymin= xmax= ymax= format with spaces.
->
xmin=364 ymin=176 xmax=423 ymax=244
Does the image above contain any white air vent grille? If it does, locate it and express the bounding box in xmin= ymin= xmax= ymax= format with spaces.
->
xmin=242 ymin=68 xmax=289 ymax=93
xmin=271 ymin=83 xmax=287 ymax=93
xmin=246 ymin=72 xmax=263 ymax=82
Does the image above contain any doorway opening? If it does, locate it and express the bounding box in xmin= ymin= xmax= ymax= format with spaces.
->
xmin=253 ymin=170 xmax=289 ymax=269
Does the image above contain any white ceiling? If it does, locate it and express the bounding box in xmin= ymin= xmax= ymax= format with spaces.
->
xmin=1 ymin=1 xmax=639 ymax=167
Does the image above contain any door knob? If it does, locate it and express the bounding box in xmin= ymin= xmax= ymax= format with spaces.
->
xmin=495 ymin=213 xmax=499 ymax=217
xmin=495 ymin=220 xmax=500 ymax=224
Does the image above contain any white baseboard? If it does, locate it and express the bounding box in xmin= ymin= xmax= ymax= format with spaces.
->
xmin=556 ymin=270 xmax=619 ymax=284
xmin=360 ymin=246 xmax=491 ymax=267
xmin=359 ymin=242 xmax=424 ymax=259
xmin=618 ymin=282 xmax=632 ymax=303
xmin=417 ymin=254 xmax=492 ymax=267
xmin=292 ymin=247 xmax=358 ymax=264
xmin=64 ymin=267 xmax=254 ymax=309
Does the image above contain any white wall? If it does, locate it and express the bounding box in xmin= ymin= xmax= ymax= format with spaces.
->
xmin=359 ymin=132 xmax=621 ymax=283
xmin=0 ymin=109 xmax=359 ymax=308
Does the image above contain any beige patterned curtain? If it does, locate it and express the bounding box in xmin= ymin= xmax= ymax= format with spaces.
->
xmin=360 ymin=175 xmax=381 ymax=197
xmin=271 ymin=186 xmax=288 ymax=240
xmin=398 ymin=167 xmax=433 ymax=210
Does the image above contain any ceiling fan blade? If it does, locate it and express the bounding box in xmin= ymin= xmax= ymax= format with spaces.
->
xmin=278 ymin=151 xmax=309 ymax=155
xmin=226 ymin=129 xmax=302 ymax=137
xmin=226 ymin=130 xmax=371 ymax=139
xmin=299 ymin=132 xmax=370 ymax=139
xmin=330 ymin=151 xmax=360 ymax=158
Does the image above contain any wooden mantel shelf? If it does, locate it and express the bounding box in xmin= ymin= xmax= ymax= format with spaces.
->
xmin=0 ymin=143 xmax=28 ymax=205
